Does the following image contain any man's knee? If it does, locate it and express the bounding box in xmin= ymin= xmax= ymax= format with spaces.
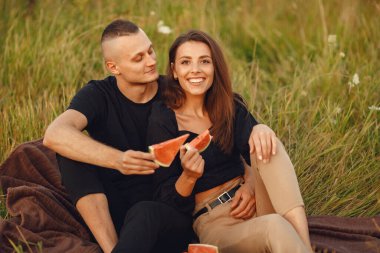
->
xmin=76 ymin=192 xmax=108 ymax=210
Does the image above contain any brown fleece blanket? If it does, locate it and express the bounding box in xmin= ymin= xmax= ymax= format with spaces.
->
xmin=0 ymin=139 xmax=101 ymax=253
xmin=0 ymin=140 xmax=379 ymax=253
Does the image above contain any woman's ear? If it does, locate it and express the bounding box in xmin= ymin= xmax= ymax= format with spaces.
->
xmin=171 ymin=62 xmax=177 ymax=80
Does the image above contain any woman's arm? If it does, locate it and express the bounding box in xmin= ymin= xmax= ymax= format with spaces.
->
xmin=147 ymin=102 xmax=196 ymax=215
xmin=230 ymin=158 xmax=256 ymax=219
xmin=174 ymin=146 xmax=204 ymax=197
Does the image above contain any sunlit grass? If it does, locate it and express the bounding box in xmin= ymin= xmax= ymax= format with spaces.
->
xmin=1 ymin=0 xmax=379 ymax=225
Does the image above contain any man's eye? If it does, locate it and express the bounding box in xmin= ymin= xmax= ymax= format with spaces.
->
xmin=134 ymin=55 xmax=143 ymax=62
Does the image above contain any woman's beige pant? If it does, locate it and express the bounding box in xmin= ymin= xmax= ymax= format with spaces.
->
xmin=193 ymin=138 xmax=309 ymax=253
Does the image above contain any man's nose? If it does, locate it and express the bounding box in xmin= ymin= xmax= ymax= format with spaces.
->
xmin=146 ymin=53 xmax=156 ymax=66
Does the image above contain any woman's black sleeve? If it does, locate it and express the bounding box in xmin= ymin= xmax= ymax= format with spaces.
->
xmin=233 ymin=97 xmax=259 ymax=165
xmin=146 ymin=102 xmax=195 ymax=215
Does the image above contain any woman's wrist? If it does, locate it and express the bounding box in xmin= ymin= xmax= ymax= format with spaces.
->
xmin=180 ymin=172 xmax=198 ymax=184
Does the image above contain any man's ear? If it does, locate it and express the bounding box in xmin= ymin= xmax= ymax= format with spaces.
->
xmin=171 ymin=62 xmax=177 ymax=79
xmin=105 ymin=61 xmax=120 ymax=75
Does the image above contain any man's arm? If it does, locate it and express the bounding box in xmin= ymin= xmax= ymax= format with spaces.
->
xmin=43 ymin=109 xmax=158 ymax=174
xmin=248 ymin=124 xmax=277 ymax=164
xmin=44 ymin=109 xmax=159 ymax=253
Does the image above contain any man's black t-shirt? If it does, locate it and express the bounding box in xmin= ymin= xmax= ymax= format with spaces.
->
xmin=68 ymin=75 xmax=162 ymax=194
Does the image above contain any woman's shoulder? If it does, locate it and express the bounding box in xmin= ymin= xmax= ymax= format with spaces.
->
xmin=232 ymin=93 xmax=258 ymax=126
xmin=233 ymin=93 xmax=249 ymax=114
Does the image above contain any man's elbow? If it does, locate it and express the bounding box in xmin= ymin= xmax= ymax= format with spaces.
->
xmin=43 ymin=125 xmax=58 ymax=149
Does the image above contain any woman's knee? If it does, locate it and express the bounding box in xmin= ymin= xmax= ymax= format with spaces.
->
xmin=263 ymin=213 xmax=292 ymax=233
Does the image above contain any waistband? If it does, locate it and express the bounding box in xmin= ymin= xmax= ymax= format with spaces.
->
xmin=193 ymin=178 xmax=243 ymax=220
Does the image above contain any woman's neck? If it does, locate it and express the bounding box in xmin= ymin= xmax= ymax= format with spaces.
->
xmin=174 ymin=95 xmax=212 ymax=133
xmin=176 ymin=95 xmax=206 ymax=117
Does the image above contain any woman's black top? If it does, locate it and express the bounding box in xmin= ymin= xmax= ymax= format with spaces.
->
xmin=146 ymin=98 xmax=258 ymax=215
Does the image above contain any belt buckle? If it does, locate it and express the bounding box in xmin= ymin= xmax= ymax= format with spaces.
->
xmin=217 ymin=191 xmax=232 ymax=204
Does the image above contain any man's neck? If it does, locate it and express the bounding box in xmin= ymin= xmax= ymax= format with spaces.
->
xmin=116 ymin=78 xmax=158 ymax=104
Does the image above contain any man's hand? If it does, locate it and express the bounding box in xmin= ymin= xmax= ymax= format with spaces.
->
xmin=230 ymin=182 xmax=256 ymax=219
xmin=179 ymin=146 xmax=204 ymax=180
xmin=117 ymin=150 xmax=159 ymax=175
xmin=249 ymin=124 xmax=277 ymax=163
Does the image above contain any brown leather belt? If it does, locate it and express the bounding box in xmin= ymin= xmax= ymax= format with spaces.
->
xmin=193 ymin=184 xmax=241 ymax=220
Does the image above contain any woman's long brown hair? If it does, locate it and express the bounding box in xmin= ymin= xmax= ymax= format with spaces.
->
xmin=164 ymin=30 xmax=235 ymax=154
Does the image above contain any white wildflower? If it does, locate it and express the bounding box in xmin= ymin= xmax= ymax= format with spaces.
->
xmin=334 ymin=107 xmax=342 ymax=114
xmin=339 ymin=52 xmax=345 ymax=58
xmin=150 ymin=11 xmax=156 ymax=16
xmin=328 ymin=35 xmax=337 ymax=43
xmin=158 ymin=25 xmax=172 ymax=34
xmin=157 ymin=20 xmax=172 ymax=34
xmin=368 ymin=105 xmax=380 ymax=111
xmin=328 ymin=34 xmax=337 ymax=47
xmin=348 ymin=73 xmax=360 ymax=88
xmin=157 ymin=20 xmax=164 ymax=27
xmin=352 ymin=73 xmax=360 ymax=85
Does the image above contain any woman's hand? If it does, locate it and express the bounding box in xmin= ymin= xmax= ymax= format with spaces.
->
xmin=230 ymin=182 xmax=256 ymax=219
xmin=179 ymin=146 xmax=205 ymax=181
xmin=249 ymin=124 xmax=277 ymax=163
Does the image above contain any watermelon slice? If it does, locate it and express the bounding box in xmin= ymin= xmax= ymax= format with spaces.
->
xmin=184 ymin=129 xmax=212 ymax=153
xmin=188 ymin=244 xmax=219 ymax=253
xmin=148 ymin=134 xmax=189 ymax=167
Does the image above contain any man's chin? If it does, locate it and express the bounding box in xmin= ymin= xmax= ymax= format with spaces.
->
xmin=145 ymin=72 xmax=159 ymax=83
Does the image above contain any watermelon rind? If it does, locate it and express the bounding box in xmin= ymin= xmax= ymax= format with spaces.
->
xmin=188 ymin=243 xmax=219 ymax=253
xmin=148 ymin=146 xmax=170 ymax=167
xmin=148 ymin=134 xmax=189 ymax=167
xmin=185 ymin=130 xmax=212 ymax=153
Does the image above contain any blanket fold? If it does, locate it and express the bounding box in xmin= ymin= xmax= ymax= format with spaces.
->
xmin=0 ymin=139 xmax=379 ymax=253
xmin=0 ymin=139 xmax=101 ymax=253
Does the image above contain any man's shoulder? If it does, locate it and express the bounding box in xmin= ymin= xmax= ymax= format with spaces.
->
xmin=75 ymin=76 xmax=116 ymax=96
xmin=150 ymin=100 xmax=174 ymax=122
xmin=85 ymin=76 xmax=116 ymax=89
xmin=151 ymin=100 xmax=170 ymax=115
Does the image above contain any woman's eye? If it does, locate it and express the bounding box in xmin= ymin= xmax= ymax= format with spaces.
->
xmin=181 ymin=60 xmax=190 ymax=65
xmin=201 ymin=59 xmax=211 ymax=64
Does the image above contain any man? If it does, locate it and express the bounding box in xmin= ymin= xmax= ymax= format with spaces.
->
xmin=44 ymin=19 xmax=277 ymax=253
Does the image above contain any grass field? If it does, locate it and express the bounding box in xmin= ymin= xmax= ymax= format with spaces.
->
xmin=0 ymin=0 xmax=379 ymax=220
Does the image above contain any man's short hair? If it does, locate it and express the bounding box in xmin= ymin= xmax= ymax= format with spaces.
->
xmin=101 ymin=19 xmax=139 ymax=43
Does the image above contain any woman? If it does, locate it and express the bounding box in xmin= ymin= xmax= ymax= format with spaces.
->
xmin=147 ymin=30 xmax=313 ymax=253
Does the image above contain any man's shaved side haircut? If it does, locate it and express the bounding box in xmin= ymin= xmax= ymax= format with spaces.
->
xmin=101 ymin=19 xmax=139 ymax=43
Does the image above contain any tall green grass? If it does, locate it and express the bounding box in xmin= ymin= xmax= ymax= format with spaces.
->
xmin=1 ymin=0 xmax=379 ymax=219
